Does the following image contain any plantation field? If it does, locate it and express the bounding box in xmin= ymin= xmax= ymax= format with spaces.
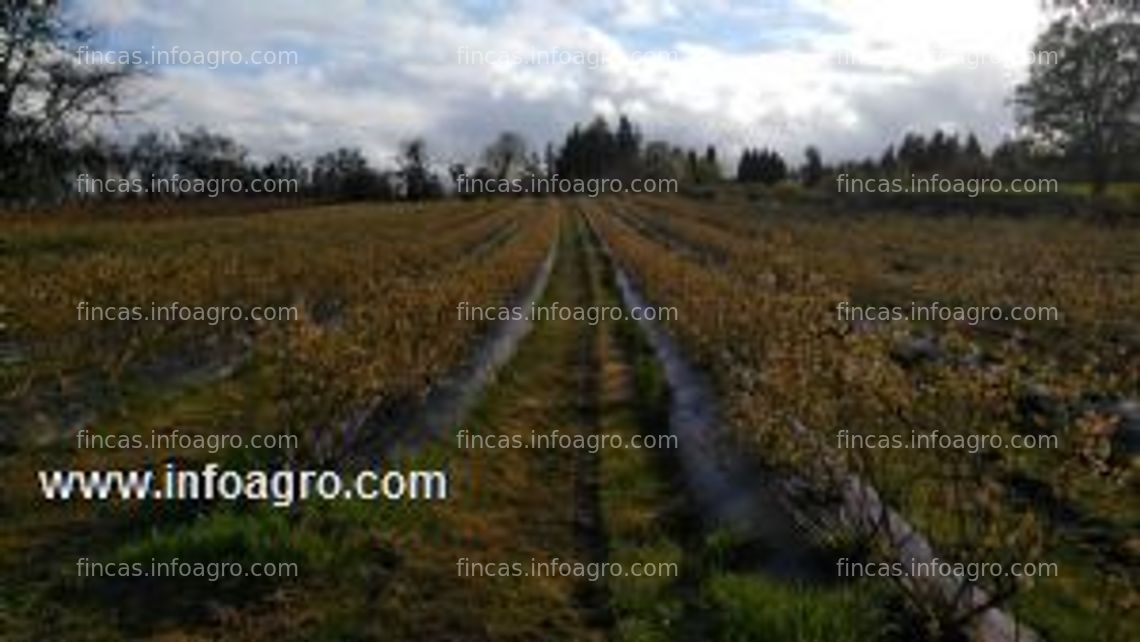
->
xmin=590 ymin=193 xmax=1139 ymax=641
xmin=0 ymin=196 xmax=1136 ymax=641
xmin=0 ymin=200 xmax=560 ymax=638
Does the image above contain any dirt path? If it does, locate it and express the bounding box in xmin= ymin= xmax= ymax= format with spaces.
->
xmin=351 ymin=204 xmax=683 ymax=641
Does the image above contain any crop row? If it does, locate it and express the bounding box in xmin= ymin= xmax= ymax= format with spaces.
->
xmin=587 ymin=195 xmax=1137 ymax=640
xmin=1 ymin=199 xmax=559 ymax=455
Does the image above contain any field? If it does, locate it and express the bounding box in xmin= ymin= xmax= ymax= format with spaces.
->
xmin=589 ymin=193 xmax=1139 ymax=641
xmin=1 ymin=195 xmax=1137 ymax=641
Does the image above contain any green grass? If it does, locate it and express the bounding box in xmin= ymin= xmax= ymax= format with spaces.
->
xmin=703 ymin=573 xmax=890 ymax=642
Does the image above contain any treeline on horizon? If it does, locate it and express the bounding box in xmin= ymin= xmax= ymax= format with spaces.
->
xmin=9 ymin=115 xmax=1137 ymax=205
xmin=1 ymin=0 xmax=1137 ymax=210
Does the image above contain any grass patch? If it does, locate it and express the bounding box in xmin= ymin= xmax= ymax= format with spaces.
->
xmin=703 ymin=573 xmax=890 ymax=642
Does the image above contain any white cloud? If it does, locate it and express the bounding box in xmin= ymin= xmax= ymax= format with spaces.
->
xmin=607 ymin=0 xmax=682 ymax=27
xmin=73 ymin=0 xmax=146 ymax=26
xmin=75 ymin=0 xmax=1050 ymax=168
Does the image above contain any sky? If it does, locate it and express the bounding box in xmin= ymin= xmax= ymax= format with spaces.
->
xmin=70 ymin=0 xmax=1053 ymax=170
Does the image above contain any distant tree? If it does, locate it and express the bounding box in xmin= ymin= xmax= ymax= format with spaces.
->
xmin=687 ymin=149 xmax=700 ymax=182
xmin=129 ymin=131 xmax=177 ymax=182
xmin=555 ymin=125 xmax=580 ymax=178
xmin=644 ymin=140 xmax=685 ymax=180
xmin=898 ymin=133 xmax=929 ymax=173
xmin=522 ymin=152 xmax=543 ymax=178
xmin=557 ymin=119 xmax=615 ymax=179
xmin=802 ymin=146 xmax=823 ymax=187
xmin=963 ymin=134 xmax=983 ymax=160
xmin=554 ymin=114 xmax=655 ymax=181
xmin=399 ymin=138 xmax=441 ymax=200
xmin=73 ymin=135 xmax=128 ymax=200
xmin=762 ymin=149 xmax=788 ymax=184
xmin=314 ymin=147 xmax=384 ymax=200
xmin=872 ymin=130 xmax=990 ymax=179
xmin=879 ymin=145 xmax=898 ymax=175
xmin=482 ymin=131 xmax=529 ymax=180
xmin=615 ymin=115 xmax=641 ymax=176
xmin=961 ymin=133 xmax=987 ymax=177
xmin=581 ymin=116 xmax=618 ymax=178
xmin=256 ymin=154 xmax=307 ymax=198
xmin=176 ymin=128 xmax=248 ymax=181
xmin=1016 ymin=4 xmax=1140 ymax=193
xmin=926 ymin=130 xmax=961 ymax=170
xmin=736 ymin=149 xmax=753 ymax=182
xmin=737 ymin=148 xmax=787 ymax=185
xmin=698 ymin=145 xmax=721 ymax=182
xmin=544 ymin=143 xmax=555 ymax=176
xmin=991 ymin=139 xmax=1038 ymax=180
xmin=449 ymin=162 xmax=466 ymax=185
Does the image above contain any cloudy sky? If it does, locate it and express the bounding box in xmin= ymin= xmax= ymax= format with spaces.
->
xmin=72 ymin=0 xmax=1052 ymax=169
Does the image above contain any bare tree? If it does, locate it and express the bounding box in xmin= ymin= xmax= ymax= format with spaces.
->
xmin=399 ymin=138 xmax=441 ymax=201
xmin=482 ymin=131 xmax=529 ymax=180
xmin=1 ymin=0 xmax=136 ymax=200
